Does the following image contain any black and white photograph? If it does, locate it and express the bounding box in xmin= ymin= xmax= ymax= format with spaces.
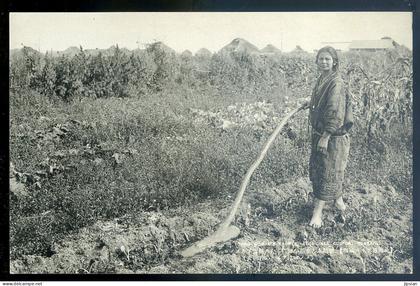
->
xmin=9 ymin=12 xmax=413 ymax=274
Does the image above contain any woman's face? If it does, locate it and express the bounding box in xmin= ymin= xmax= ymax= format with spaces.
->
xmin=317 ymin=52 xmax=334 ymax=72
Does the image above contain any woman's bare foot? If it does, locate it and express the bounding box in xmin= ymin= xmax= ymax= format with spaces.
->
xmin=309 ymin=199 xmax=325 ymax=228
xmin=334 ymin=196 xmax=346 ymax=223
xmin=335 ymin=196 xmax=346 ymax=212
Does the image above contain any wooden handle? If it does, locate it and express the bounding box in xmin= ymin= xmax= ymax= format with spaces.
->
xmin=220 ymin=103 xmax=305 ymax=228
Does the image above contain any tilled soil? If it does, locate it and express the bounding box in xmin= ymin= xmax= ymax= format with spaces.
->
xmin=10 ymin=177 xmax=412 ymax=274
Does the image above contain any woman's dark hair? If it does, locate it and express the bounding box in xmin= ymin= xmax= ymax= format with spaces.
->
xmin=316 ymin=46 xmax=339 ymax=71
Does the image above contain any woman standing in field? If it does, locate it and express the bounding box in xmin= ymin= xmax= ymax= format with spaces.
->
xmin=303 ymin=46 xmax=353 ymax=228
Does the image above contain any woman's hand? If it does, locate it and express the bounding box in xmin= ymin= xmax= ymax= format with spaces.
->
xmin=299 ymin=97 xmax=311 ymax=110
xmin=317 ymin=132 xmax=330 ymax=155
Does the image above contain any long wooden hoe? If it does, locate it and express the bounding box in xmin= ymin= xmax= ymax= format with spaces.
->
xmin=180 ymin=103 xmax=306 ymax=258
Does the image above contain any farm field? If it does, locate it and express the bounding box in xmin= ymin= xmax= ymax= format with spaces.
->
xmin=9 ymin=41 xmax=413 ymax=274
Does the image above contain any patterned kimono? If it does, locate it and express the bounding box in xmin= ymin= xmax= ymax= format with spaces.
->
xmin=309 ymin=71 xmax=351 ymax=201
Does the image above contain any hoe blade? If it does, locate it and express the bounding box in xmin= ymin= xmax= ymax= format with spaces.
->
xmin=180 ymin=225 xmax=240 ymax=258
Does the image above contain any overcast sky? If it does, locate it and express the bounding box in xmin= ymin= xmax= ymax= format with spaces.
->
xmin=10 ymin=12 xmax=412 ymax=53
